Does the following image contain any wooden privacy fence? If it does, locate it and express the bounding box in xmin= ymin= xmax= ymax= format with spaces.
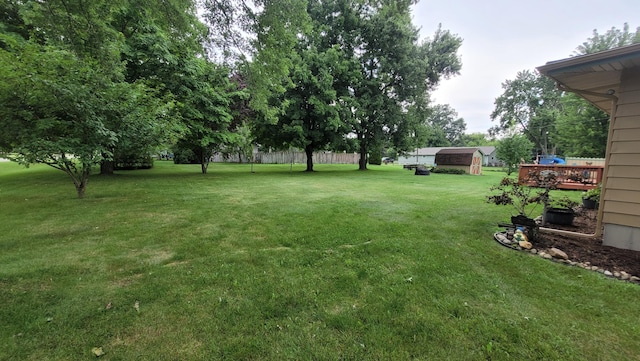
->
xmin=211 ymin=151 xmax=360 ymax=164
xmin=518 ymin=164 xmax=604 ymax=190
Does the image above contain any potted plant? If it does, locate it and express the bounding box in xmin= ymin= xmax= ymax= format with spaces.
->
xmin=581 ymin=184 xmax=601 ymax=209
xmin=486 ymin=170 xmax=558 ymax=240
xmin=544 ymin=196 xmax=578 ymax=225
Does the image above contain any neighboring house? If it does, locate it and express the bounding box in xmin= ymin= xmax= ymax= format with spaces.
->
xmin=397 ymin=147 xmax=443 ymax=166
xmin=434 ymin=148 xmax=483 ymax=175
xmin=397 ymin=146 xmax=498 ymax=166
xmin=476 ymin=146 xmax=499 ymax=166
xmin=537 ymin=42 xmax=640 ymax=252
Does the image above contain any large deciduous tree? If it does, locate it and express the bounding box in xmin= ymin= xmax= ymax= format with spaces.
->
xmin=493 ymin=24 xmax=639 ymax=159
xmin=555 ymin=93 xmax=609 ymax=158
xmin=425 ymin=104 xmax=467 ymax=146
xmin=253 ymin=46 xmax=343 ymax=172
xmin=0 ymin=41 xmax=116 ymax=198
xmin=318 ymin=1 xmax=461 ymax=170
xmin=574 ymin=23 xmax=640 ymax=55
xmin=172 ymin=59 xmax=241 ymax=174
xmin=555 ymin=23 xmax=640 ymax=158
xmin=0 ymin=0 xmax=131 ymax=197
xmin=490 ymin=70 xmax=561 ymax=155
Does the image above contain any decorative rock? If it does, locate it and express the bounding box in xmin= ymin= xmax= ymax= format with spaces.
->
xmin=496 ymin=233 xmax=510 ymax=244
xmin=518 ymin=240 xmax=532 ymax=250
xmin=492 ymin=235 xmax=638 ymax=284
xmin=549 ymin=247 xmax=569 ymax=260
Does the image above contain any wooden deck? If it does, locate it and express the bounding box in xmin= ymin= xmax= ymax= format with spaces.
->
xmin=518 ymin=164 xmax=603 ymax=190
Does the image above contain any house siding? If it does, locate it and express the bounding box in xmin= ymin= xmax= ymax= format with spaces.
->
xmin=603 ymin=67 xmax=640 ymax=249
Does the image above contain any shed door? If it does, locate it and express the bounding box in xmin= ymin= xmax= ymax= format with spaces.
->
xmin=470 ymin=155 xmax=482 ymax=175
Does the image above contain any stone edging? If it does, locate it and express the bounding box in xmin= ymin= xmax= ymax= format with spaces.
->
xmin=494 ymin=232 xmax=640 ymax=284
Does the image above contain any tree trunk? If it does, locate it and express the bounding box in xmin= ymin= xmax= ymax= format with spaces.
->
xmin=75 ymin=180 xmax=87 ymax=198
xmin=73 ymin=166 xmax=90 ymax=198
xmin=200 ymin=148 xmax=209 ymax=174
xmin=304 ymin=145 xmax=314 ymax=172
xmin=100 ymin=159 xmax=114 ymax=175
xmin=358 ymin=143 xmax=368 ymax=170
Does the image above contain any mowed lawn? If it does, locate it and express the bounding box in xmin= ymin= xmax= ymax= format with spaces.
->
xmin=1 ymin=161 xmax=638 ymax=360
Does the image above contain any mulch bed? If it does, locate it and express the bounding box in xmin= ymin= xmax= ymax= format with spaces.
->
xmin=497 ymin=207 xmax=640 ymax=280
xmin=534 ymin=208 xmax=640 ymax=277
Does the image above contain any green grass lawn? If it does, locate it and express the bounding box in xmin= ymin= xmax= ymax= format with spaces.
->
xmin=1 ymin=161 xmax=638 ymax=360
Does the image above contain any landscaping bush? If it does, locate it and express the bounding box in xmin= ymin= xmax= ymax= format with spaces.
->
xmin=114 ymin=154 xmax=154 ymax=170
xmin=368 ymin=150 xmax=382 ymax=165
xmin=172 ymin=146 xmax=199 ymax=164
xmin=431 ymin=167 xmax=466 ymax=174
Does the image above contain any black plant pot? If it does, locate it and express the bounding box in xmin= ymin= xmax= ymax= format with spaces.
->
xmin=544 ymin=208 xmax=575 ymax=225
xmin=511 ymin=215 xmax=537 ymax=228
xmin=582 ymin=197 xmax=599 ymax=210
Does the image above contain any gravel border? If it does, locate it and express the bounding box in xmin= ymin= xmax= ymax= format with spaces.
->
xmin=494 ymin=231 xmax=640 ymax=285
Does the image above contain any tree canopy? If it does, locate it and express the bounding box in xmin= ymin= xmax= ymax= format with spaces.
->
xmin=1 ymin=0 xmax=466 ymax=199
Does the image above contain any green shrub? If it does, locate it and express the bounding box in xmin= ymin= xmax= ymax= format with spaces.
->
xmin=368 ymin=146 xmax=382 ymax=165
xmin=582 ymin=183 xmax=601 ymax=200
xmin=431 ymin=167 xmax=466 ymax=174
xmin=172 ymin=147 xmax=199 ymax=164
xmin=114 ymin=154 xmax=153 ymax=170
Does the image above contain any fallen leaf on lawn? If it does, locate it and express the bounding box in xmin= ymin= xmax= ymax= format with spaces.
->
xmin=105 ymin=302 xmax=112 ymax=310
xmin=134 ymin=301 xmax=140 ymax=312
xmin=92 ymin=347 xmax=105 ymax=357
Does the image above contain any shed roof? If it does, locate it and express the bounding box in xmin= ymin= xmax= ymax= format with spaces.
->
xmin=436 ymin=148 xmax=482 ymax=155
xmin=537 ymin=42 xmax=640 ymax=114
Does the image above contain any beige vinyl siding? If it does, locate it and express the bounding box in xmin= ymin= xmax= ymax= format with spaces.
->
xmin=607 ymin=154 xmax=640 ymax=166
xmin=603 ymin=68 xmax=640 ymax=228
xmin=607 ymin=177 xmax=640 ymax=191
xmin=614 ymin=115 xmax=640 ymax=129
xmin=611 ymin=128 xmax=640 ymax=141
xmin=603 ymin=213 xmax=640 ymax=226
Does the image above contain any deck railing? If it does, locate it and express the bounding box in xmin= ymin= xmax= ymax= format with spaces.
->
xmin=517 ymin=164 xmax=603 ymax=190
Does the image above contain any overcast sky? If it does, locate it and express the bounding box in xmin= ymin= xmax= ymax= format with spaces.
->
xmin=411 ymin=0 xmax=640 ymax=134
